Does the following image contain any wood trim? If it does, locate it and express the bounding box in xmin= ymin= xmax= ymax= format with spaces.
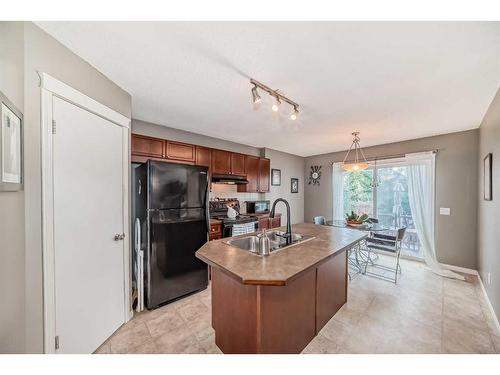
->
xmin=131 ymin=155 xmax=194 ymax=165
xmin=39 ymin=72 xmax=130 ymax=128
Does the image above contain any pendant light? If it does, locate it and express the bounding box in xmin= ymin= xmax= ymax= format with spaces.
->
xmin=342 ymin=132 xmax=370 ymax=172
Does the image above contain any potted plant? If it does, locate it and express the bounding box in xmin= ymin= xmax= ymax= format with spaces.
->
xmin=345 ymin=211 xmax=369 ymax=227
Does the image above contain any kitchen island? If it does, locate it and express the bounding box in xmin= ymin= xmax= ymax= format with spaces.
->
xmin=195 ymin=222 xmax=366 ymax=354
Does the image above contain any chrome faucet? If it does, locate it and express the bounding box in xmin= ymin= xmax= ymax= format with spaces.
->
xmin=269 ymin=198 xmax=292 ymax=243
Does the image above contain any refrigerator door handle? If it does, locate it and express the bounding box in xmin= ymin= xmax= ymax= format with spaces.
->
xmin=205 ymin=174 xmax=210 ymax=237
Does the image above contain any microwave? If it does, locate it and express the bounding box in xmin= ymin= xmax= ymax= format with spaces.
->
xmin=245 ymin=200 xmax=270 ymax=214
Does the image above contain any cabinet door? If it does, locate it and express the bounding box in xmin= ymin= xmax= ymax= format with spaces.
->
xmin=165 ymin=141 xmax=195 ymax=162
xmin=131 ymin=134 xmax=164 ymax=158
xmin=231 ymin=153 xmax=246 ymax=175
xmin=258 ymin=158 xmax=270 ymax=192
xmin=258 ymin=217 xmax=270 ymax=231
xmin=244 ymin=156 xmax=259 ymax=192
xmin=196 ymin=146 xmax=212 ymax=168
xmin=270 ymin=216 xmax=281 ymax=229
xmin=212 ymin=150 xmax=231 ymax=174
xmin=316 ymin=251 xmax=348 ymax=332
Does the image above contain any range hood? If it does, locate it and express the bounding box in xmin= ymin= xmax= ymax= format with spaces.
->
xmin=211 ymin=174 xmax=249 ymax=185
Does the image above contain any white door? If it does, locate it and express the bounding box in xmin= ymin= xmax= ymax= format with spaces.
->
xmin=52 ymin=96 xmax=126 ymax=353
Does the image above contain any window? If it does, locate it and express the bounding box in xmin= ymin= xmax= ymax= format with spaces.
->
xmin=340 ymin=159 xmax=423 ymax=259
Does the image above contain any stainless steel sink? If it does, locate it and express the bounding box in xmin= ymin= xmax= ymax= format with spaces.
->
xmin=225 ymin=230 xmax=314 ymax=255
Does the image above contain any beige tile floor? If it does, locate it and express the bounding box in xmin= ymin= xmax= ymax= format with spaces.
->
xmin=95 ymin=256 xmax=500 ymax=354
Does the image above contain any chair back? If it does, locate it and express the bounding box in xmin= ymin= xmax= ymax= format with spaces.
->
xmin=313 ymin=216 xmax=326 ymax=225
xmin=396 ymin=227 xmax=407 ymax=241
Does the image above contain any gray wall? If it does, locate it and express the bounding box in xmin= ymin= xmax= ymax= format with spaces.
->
xmin=132 ymin=119 xmax=261 ymax=156
xmin=478 ymin=87 xmax=500 ymax=323
xmin=23 ymin=22 xmax=132 ymax=353
xmin=264 ymin=148 xmax=305 ymax=225
xmin=0 ymin=21 xmax=25 ymax=354
xmin=304 ymin=130 xmax=479 ymax=269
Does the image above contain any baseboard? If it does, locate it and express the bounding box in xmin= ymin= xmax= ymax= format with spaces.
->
xmin=439 ymin=262 xmax=478 ymax=275
xmin=477 ymin=274 xmax=500 ymax=336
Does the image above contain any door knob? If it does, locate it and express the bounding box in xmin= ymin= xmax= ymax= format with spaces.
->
xmin=114 ymin=233 xmax=125 ymax=241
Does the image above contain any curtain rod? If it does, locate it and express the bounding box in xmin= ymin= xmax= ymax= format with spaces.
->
xmin=329 ymin=149 xmax=440 ymax=166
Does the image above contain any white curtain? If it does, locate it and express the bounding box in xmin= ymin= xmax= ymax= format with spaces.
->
xmin=332 ymin=162 xmax=345 ymax=220
xmin=405 ymin=152 xmax=464 ymax=280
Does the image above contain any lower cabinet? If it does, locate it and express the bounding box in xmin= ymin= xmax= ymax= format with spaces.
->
xmin=209 ymin=222 xmax=222 ymax=241
xmin=316 ymin=251 xmax=348 ymax=331
xmin=257 ymin=214 xmax=281 ymax=231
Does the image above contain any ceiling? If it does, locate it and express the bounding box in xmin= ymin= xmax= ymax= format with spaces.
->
xmin=36 ymin=22 xmax=500 ymax=157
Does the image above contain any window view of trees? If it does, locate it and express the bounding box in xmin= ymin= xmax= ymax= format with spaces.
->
xmin=342 ymin=164 xmax=422 ymax=258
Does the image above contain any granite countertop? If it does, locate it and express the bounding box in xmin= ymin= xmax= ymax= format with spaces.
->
xmin=196 ymin=222 xmax=367 ymax=286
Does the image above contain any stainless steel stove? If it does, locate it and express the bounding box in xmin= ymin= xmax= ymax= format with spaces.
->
xmin=209 ymin=198 xmax=258 ymax=237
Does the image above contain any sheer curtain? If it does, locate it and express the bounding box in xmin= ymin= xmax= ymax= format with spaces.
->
xmin=405 ymin=151 xmax=464 ymax=280
xmin=332 ymin=162 xmax=345 ymax=220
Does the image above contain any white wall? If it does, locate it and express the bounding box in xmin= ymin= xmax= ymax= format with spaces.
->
xmin=0 ymin=21 xmax=25 ymax=354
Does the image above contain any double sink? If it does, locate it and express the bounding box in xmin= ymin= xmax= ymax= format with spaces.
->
xmin=225 ymin=230 xmax=314 ymax=256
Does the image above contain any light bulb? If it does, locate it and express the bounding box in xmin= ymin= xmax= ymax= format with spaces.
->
xmin=272 ymin=97 xmax=281 ymax=112
xmin=290 ymin=107 xmax=299 ymax=120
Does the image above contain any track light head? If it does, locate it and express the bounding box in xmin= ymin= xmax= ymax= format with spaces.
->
xmin=251 ymin=85 xmax=261 ymax=104
xmin=271 ymin=97 xmax=281 ymax=112
xmin=290 ymin=106 xmax=299 ymax=120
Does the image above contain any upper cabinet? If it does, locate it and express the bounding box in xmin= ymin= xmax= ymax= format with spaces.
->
xmin=131 ymin=134 xmax=270 ymax=190
xmin=259 ymin=158 xmax=270 ymax=192
xmin=131 ymin=134 xmax=164 ymax=158
xmin=244 ymin=156 xmax=260 ymax=192
xmin=238 ymin=156 xmax=270 ymax=193
xmin=230 ymin=153 xmax=246 ymax=176
xmin=165 ymin=141 xmax=195 ymax=163
xmin=195 ymin=146 xmax=212 ymax=169
xmin=212 ymin=149 xmax=231 ymax=174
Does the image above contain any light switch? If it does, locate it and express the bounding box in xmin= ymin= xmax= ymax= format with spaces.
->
xmin=439 ymin=207 xmax=451 ymax=215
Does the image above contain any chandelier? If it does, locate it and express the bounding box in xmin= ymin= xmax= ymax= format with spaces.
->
xmin=342 ymin=132 xmax=370 ymax=172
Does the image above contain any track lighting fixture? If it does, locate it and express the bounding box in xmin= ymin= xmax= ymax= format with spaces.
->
xmin=251 ymin=84 xmax=261 ymax=104
xmin=250 ymin=78 xmax=299 ymax=119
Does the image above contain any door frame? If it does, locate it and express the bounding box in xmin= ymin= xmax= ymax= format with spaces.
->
xmin=40 ymin=72 xmax=132 ymax=353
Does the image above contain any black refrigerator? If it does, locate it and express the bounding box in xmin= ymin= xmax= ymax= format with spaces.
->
xmin=133 ymin=160 xmax=209 ymax=309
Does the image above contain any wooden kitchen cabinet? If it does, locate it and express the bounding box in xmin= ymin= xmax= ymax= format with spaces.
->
xmin=165 ymin=141 xmax=195 ymax=163
xmin=238 ymin=156 xmax=270 ymax=193
xmin=212 ymin=149 xmax=232 ymax=174
xmin=196 ymin=146 xmax=212 ymax=168
xmin=230 ymin=153 xmax=246 ymax=175
xmin=257 ymin=217 xmax=270 ymax=231
xmin=209 ymin=221 xmax=222 ymax=241
xmin=239 ymin=156 xmax=259 ymax=192
xmin=258 ymin=158 xmax=270 ymax=192
xmin=131 ymin=134 xmax=164 ymax=158
xmin=316 ymin=251 xmax=348 ymax=332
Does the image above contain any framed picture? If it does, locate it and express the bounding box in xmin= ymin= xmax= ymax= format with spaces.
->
xmin=291 ymin=178 xmax=299 ymax=193
xmin=484 ymin=153 xmax=492 ymax=201
xmin=271 ymin=169 xmax=281 ymax=186
xmin=0 ymin=90 xmax=23 ymax=191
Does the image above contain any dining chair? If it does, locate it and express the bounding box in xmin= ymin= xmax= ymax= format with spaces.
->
xmin=313 ymin=216 xmax=326 ymax=225
xmin=363 ymin=227 xmax=406 ymax=283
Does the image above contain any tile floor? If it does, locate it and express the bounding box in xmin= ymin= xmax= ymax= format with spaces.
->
xmin=95 ymin=256 xmax=500 ymax=354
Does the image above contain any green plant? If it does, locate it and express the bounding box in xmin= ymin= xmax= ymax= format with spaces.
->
xmin=345 ymin=211 xmax=369 ymax=223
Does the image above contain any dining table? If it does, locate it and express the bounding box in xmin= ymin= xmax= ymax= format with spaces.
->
xmin=326 ymin=220 xmax=389 ymax=277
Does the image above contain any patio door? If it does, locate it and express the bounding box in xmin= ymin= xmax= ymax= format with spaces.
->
xmin=339 ymin=158 xmax=423 ymax=259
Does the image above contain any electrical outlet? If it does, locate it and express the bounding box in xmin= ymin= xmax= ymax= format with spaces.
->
xmin=487 ymin=272 xmax=491 ymax=285
xmin=439 ymin=207 xmax=451 ymax=215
